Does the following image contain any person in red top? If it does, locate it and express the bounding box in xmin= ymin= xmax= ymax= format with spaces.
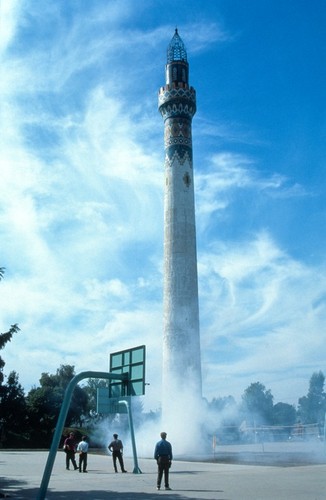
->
xmin=64 ymin=432 xmax=78 ymax=470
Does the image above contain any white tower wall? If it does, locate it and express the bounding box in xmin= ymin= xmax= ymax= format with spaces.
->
xmin=158 ymin=30 xmax=202 ymax=433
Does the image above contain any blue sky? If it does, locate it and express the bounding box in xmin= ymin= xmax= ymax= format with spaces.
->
xmin=0 ymin=0 xmax=325 ymax=411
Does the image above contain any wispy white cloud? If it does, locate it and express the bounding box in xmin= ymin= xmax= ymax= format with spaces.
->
xmin=195 ymin=152 xmax=306 ymax=234
xmin=199 ymin=231 xmax=326 ymax=403
xmin=0 ymin=0 xmax=21 ymax=53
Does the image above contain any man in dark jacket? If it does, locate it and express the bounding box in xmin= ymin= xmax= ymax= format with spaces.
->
xmin=154 ymin=432 xmax=173 ymax=490
xmin=64 ymin=432 xmax=78 ymax=470
xmin=108 ymin=434 xmax=127 ymax=473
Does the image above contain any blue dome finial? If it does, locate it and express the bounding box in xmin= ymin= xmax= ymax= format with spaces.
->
xmin=167 ymin=29 xmax=187 ymax=63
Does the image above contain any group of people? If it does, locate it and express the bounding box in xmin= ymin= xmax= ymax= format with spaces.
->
xmin=63 ymin=432 xmax=127 ymax=474
xmin=63 ymin=433 xmax=89 ymax=473
xmin=63 ymin=430 xmax=173 ymax=490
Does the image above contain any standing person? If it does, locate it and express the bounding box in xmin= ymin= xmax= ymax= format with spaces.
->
xmin=77 ymin=435 xmax=89 ymax=473
xmin=108 ymin=433 xmax=127 ymax=473
xmin=154 ymin=431 xmax=172 ymax=490
xmin=63 ymin=432 xmax=78 ymax=470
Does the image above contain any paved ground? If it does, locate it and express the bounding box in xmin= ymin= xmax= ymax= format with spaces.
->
xmin=1 ymin=449 xmax=326 ymax=499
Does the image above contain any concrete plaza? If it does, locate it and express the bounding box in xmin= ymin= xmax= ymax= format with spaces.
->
xmin=1 ymin=447 xmax=326 ymax=499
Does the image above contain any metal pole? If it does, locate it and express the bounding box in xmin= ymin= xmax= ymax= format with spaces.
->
xmin=323 ymin=412 xmax=326 ymax=456
xmin=119 ymin=399 xmax=142 ymax=473
xmin=37 ymin=370 xmax=128 ymax=500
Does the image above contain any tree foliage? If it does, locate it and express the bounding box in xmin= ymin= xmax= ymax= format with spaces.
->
xmin=272 ymin=402 xmax=296 ymax=426
xmin=241 ymin=382 xmax=274 ymax=425
xmin=0 ymin=371 xmax=27 ymax=446
xmin=0 ymin=318 xmax=20 ymax=384
xmin=26 ymin=365 xmax=89 ymax=446
xmin=83 ymin=377 xmax=110 ymax=413
xmin=0 ymin=268 xmax=20 ymax=384
xmin=297 ymin=371 xmax=326 ymax=425
xmin=0 ymin=324 xmax=20 ymax=385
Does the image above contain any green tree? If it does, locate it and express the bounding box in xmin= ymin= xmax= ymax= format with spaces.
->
xmin=0 ymin=268 xmax=20 ymax=384
xmin=298 ymin=371 xmax=325 ymax=425
xmin=272 ymin=402 xmax=296 ymax=426
xmin=272 ymin=402 xmax=296 ymax=439
xmin=0 ymin=371 xmax=28 ymax=446
xmin=83 ymin=377 xmax=111 ymax=414
xmin=241 ymin=382 xmax=274 ymax=425
xmin=26 ymin=365 xmax=89 ymax=447
xmin=0 ymin=268 xmax=23 ymax=446
xmin=0 ymin=324 xmax=20 ymax=384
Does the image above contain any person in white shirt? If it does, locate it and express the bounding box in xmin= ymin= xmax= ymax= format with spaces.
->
xmin=77 ymin=435 xmax=89 ymax=473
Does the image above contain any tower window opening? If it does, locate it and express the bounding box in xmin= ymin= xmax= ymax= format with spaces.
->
xmin=183 ymin=172 xmax=191 ymax=187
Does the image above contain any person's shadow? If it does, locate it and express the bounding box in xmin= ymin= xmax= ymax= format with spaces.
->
xmin=0 ymin=475 xmax=226 ymax=499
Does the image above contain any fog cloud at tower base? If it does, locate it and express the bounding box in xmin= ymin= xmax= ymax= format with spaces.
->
xmin=161 ymin=357 xmax=205 ymax=455
xmin=162 ymin=390 xmax=204 ymax=455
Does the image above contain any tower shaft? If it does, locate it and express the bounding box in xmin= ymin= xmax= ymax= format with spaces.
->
xmin=158 ymin=30 xmax=202 ymax=409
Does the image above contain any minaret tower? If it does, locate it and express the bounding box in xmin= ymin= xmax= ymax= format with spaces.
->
xmin=158 ymin=30 xmax=202 ymax=422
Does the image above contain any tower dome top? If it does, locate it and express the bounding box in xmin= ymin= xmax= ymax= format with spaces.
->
xmin=167 ymin=28 xmax=187 ymax=63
